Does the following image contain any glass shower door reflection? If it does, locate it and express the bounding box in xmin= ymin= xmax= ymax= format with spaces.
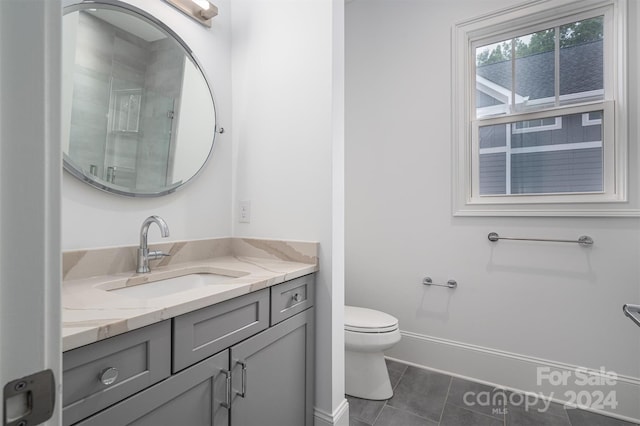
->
xmin=134 ymin=90 xmax=175 ymax=191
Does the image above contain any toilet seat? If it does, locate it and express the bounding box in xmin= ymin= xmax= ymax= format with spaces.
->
xmin=345 ymin=306 xmax=398 ymax=333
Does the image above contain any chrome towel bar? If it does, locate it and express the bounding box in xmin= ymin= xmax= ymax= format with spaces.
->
xmin=623 ymin=304 xmax=640 ymax=328
xmin=423 ymin=277 xmax=457 ymax=289
xmin=488 ymin=232 xmax=594 ymax=247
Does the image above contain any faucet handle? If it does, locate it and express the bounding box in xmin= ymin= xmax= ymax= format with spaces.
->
xmin=148 ymin=250 xmax=171 ymax=261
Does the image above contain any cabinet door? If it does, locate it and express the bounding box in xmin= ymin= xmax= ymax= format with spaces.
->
xmin=75 ymin=350 xmax=230 ymax=426
xmin=230 ymin=308 xmax=314 ymax=426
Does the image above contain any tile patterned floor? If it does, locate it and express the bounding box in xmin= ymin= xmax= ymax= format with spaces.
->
xmin=348 ymin=360 xmax=639 ymax=426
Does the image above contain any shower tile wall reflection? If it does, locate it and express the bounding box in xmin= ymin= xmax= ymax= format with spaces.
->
xmin=68 ymin=11 xmax=182 ymax=190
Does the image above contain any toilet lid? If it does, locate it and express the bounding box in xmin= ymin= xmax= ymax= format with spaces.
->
xmin=344 ymin=306 xmax=399 ymax=333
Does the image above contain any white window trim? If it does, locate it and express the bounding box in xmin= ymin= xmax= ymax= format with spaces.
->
xmin=511 ymin=116 xmax=562 ymax=134
xmin=582 ymin=112 xmax=603 ymax=126
xmin=476 ymin=89 xmax=605 ymax=118
xmin=480 ymin=140 xmax=602 ymax=156
xmin=452 ymin=0 xmax=630 ymax=216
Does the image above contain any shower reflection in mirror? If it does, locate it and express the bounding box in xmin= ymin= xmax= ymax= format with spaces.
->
xmin=62 ymin=4 xmax=216 ymax=196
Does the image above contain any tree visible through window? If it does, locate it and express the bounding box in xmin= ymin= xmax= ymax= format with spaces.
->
xmin=475 ymin=17 xmax=604 ymax=67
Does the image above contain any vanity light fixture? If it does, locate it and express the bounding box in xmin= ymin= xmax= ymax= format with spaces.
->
xmin=165 ymin=0 xmax=218 ymax=27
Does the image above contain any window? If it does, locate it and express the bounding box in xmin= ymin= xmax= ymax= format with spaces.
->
xmin=452 ymin=0 xmax=629 ymax=216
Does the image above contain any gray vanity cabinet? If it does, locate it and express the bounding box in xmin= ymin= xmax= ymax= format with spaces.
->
xmin=230 ymin=307 xmax=314 ymax=426
xmin=74 ymin=350 xmax=229 ymax=426
xmin=64 ymin=274 xmax=315 ymax=426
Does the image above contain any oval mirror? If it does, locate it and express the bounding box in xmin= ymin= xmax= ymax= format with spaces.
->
xmin=62 ymin=2 xmax=217 ymax=197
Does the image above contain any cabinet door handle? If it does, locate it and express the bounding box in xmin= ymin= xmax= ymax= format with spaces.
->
xmin=292 ymin=293 xmax=302 ymax=303
xmin=236 ymin=360 xmax=247 ymax=398
xmin=220 ymin=369 xmax=232 ymax=409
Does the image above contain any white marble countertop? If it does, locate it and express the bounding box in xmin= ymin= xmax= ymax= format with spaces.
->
xmin=62 ymin=238 xmax=318 ymax=352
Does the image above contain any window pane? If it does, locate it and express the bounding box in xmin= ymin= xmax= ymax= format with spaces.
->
xmin=478 ymin=123 xmax=508 ymax=195
xmin=479 ymin=111 xmax=603 ymax=195
xmin=559 ymin=16 xmax=604 ymax=102
xmin=480 ymin=153 xmax=507 ymax=195
xmin=476 ymin=16 xmax=604 ymax=118
xmin=476 ymin=40 xmax=512 ymax=66
xmin=476 ymin=40 xmax=511 ymax=117
xmin=514 ymin=28 xmax=555 ymax=110
xmin=479 ymin=123 xmax=507 ymax=149
xmin=510 ymin=148 xmax=602 ymax=194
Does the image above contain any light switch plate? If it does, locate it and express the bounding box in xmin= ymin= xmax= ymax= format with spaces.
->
xmin=238 ymin=201 xmax=251 ymax=223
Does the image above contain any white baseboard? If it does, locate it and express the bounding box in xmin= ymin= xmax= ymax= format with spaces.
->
xmin=387 ymin=330 xmax=640 ymax=423
xmin=314 ymin=398 xmax=349 ymax=426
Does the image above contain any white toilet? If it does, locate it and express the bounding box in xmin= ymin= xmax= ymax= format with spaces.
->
xmin=344 ymin=305 xmax=401 ymax=400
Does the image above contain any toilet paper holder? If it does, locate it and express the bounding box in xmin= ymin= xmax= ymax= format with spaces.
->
xmin=423 ymin=277 xmax=457 ymax=289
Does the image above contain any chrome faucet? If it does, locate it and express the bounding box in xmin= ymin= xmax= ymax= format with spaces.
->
xmin=137 ymin=215 xmax=170 ymax=273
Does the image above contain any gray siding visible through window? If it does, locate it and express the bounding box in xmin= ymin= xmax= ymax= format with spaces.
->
xmin=511 ymin=113 xmax=601 ymax=148
xmin=511 ymin=148 xmax=603 ymax=194
xmin=479 ymin=111 xmax=603 ymax=195
xmin=479 ymin=124 xmax=507 ymax=149
xmin=479 ymin=153 xmax=506 ymax=195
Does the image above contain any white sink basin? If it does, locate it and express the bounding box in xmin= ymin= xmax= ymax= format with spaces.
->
xmin=109 ymin=273 xmax=239 ymax=299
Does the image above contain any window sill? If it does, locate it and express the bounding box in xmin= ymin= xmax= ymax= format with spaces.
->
xmin=452 ymin=203 xmax=640 ymax=217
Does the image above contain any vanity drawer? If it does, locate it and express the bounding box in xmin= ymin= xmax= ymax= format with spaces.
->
xmin=172 ymin=288 xmax=269 ymax=372
xmin=62 ymin=320 xmax=171 ymax=426
xmin=270 ymin=274 xmax=315 ymax=325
